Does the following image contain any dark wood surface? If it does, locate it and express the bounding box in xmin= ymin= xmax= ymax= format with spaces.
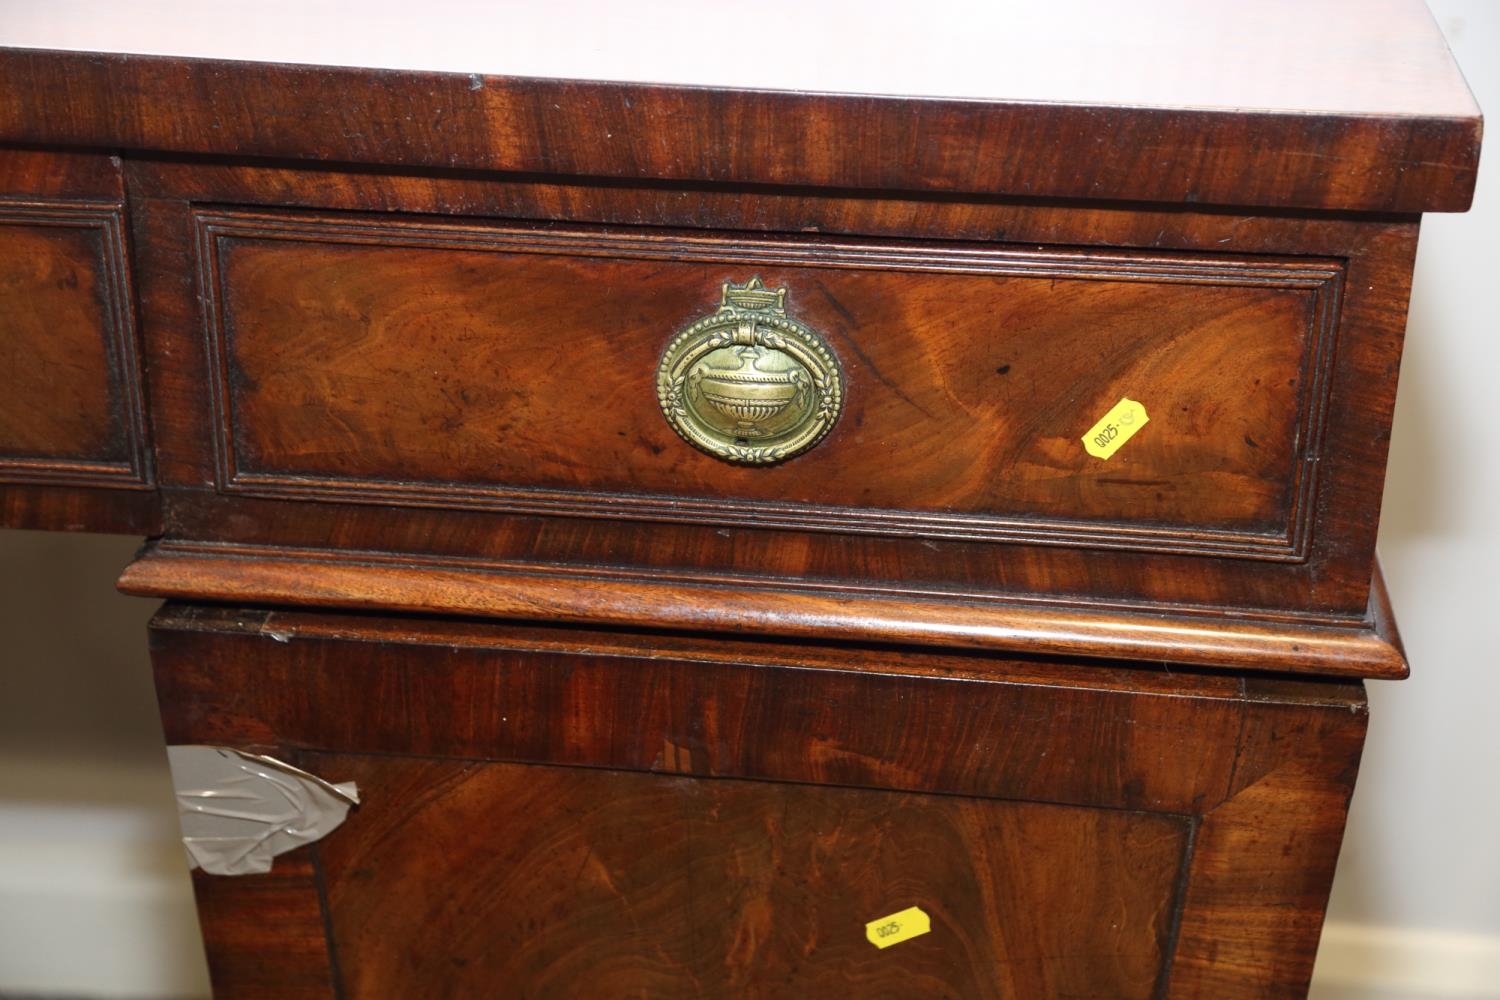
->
xmin=313 ymin=755 xmax=1183 ymax=999
xmin=1170 ymin=678 xmax=1371 ymax=994
xmin=151 ymin=604 xmax=1368 ymax=999
xmin=0 ymin=15 xmax=1480 ymax=214
xmin=203 ymin=209 xmax=1334 ymax=549
xmin=122 ymin=541 xmax=1409 ymax=678
xmin=0 ymin=206 xmax=144 ymax=477
xmin=102 ymin=155 xmax=1425 ymax=674
xmin=0 ymin=150 xmax=157 ymax=533
xmin=0 ymin=21 xmax=1475 ymax=995
xmin=189 ymin=854 xmax=338 ymax=1000
xmin=0 ymin=74 xmax=1435 ymax=662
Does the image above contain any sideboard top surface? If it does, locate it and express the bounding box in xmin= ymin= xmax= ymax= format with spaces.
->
xmin=0 ymin=0 xmax=1481 ymax=212
xmin=0 ymin=0 xmax=1477 ymax=114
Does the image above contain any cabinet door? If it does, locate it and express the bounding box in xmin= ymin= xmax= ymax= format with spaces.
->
xmin=154 ymin=606 xmax=1368 ymax=999
xmin=0 ymin=149 xmax=156 ymax=534
xmin=301 ymin=753 xmax=1181 ymax=999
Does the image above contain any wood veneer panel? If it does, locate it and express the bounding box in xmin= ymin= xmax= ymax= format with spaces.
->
xmin=201 ymin=211 xmax=1338 ymax=557
xmin=0 ymin=483 xmax=159 ymax=534
xmin=148 ymin=604 xmax=1246 ymax=813
xmin=0 ymin=153 xmax=156 ymax=532
xmin=1167 ymin=681 xmax=1368 ymax=998
xmin=1 ymin=220 xmax=121 ymax=456
xmin=127 ymin=157 xmax=1416 ymax=255
xmin=152 ymin=606 xmax=1368 ymax=999
xmin=0 ymin=147 xmax=123 ymax=200
xmin=189 ymin=854 xmax=337 ymax=1000
xmin=309 ymin=754 xmax=1184 ymax=999
xmin=0 ymin=203 xmax=148 ymax=484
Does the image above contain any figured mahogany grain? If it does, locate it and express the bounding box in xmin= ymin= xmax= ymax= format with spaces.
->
xmin=150 ymin=605 xmax=1369 ymax=1000
xmin=0 ymin=212 xmax=133 ymax=469
xmin=148 ymin=605 xmax=1245 ymax=811
xmin=0 ymin=35 xmax=1479 ymax=212
xmin=1168 ymin=680 xmax=1368 ymax=997
xmin=0 ymin=483 xmax=158 ymax=534
xmin=113 ymin=157 xmax=1421 ymax=637
xmin=189 ymin=854 xmax=338 ymax=1000
xmin=0 ymin=153 xmax=155 ymax=531
xmin=204 ymin=212 xmax=1329 ymax=552
xmin=0 ymin=147 xmax=123 ymax=200
xmin=0 ymin=17 xmax=1470 ymax=999
xmin=311 ymin=755 xmax=1182 ymax=1000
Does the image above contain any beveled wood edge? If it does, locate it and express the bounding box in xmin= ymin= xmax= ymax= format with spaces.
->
xmin=0 ymin=48 xmax=1480 ymax=213
xmin=119 ymin=541 xmax=1409 ymax=678
xmin=0 ymin=458 xmax=154 ymax=488
xmin=1369 ymin=558 xmax=1406 ymax=670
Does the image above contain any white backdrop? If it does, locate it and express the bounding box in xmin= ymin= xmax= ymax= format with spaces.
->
xmin=1311 ymin=3 xmax=1500 ymax=996
xmin=0 ymin=3 xmax=1495 ymax=997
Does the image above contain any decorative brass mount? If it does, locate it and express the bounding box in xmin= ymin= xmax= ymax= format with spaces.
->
xmin=656 ymin=278 xmax=845 ymax=464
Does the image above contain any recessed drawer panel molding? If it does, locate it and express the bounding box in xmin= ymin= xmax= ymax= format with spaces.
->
xmin=196 ymin=209 xmax=1343 ymax=561
xmin=0 ymin=200 xmax=151 ymax=489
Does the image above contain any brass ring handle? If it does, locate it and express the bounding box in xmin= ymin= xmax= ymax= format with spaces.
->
xmin=656 ymin=278 xmax=845 ymax=465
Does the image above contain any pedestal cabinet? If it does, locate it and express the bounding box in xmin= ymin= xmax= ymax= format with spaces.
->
xmin=0 ymin=3 xmax=1482 ymax=997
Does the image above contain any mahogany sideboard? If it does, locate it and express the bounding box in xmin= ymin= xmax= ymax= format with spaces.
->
xmin=0 ymin=3 xmax=1482 ymax=997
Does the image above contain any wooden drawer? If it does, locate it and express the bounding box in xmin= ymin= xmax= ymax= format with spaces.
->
xmin=151 ymin=604 xmax=1367 ymax=1000
xmin=0 ymin=150 xmax=155 ymax=533
xmin=111 ymin=167 xmax=1417 ymax=676
xmin=198 ymin=209 xmax=1338 ymax=560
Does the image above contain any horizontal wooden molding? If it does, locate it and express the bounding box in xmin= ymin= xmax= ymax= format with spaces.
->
xmin=0 ymin=48 xmax=1480 ymax=212
xmin=119 ymin=540 xmax=1408 ymax=678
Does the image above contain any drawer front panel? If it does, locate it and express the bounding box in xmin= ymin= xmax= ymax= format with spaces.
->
xmin=0 ymin=202 xmax=149 ymax=488
xmin=310 ymin=753 xmax=1183 ymax=1000
xmin=200 ymin=210 xmax=1341 ymax=559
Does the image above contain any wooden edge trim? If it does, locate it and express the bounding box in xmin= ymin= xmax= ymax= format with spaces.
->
xmin=0 ymin=483 xmax=160 ymax=535
xmin=145 ymin=603 xmax=1275 ymax=815
xmin=1165 ymin=682 xmax=1369 ymax=997
xmin=120 ymin=542 xmax=1408 ymax=678
xmin=1369 ymin=558 xmax=1408 ymax=676
xmin=189 ymin=852 xmax=339 ymax=1000
xmin=0 ymin=48 xmax=1481 ymax=213
xmin=145 ymin=603 xmax=1249 ymax=698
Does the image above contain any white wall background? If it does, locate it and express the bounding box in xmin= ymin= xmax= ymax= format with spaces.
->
xmin=1310 ymin=4 xmax=1500 ymax=996
xmin=0 ymin=532 xmax=208 ymax=997
xmin=0 ymin=4 xmax=1494 ymax=997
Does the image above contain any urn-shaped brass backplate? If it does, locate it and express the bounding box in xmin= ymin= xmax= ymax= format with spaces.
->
xmin=657 ymin=278 xmax=844 ymax=464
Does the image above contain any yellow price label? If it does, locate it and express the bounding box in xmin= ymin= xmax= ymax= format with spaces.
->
xmin=865 ymin=905 xmax=932 ymax=949
xmin=1082 ymin=397 xmax=1149 ymax=460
